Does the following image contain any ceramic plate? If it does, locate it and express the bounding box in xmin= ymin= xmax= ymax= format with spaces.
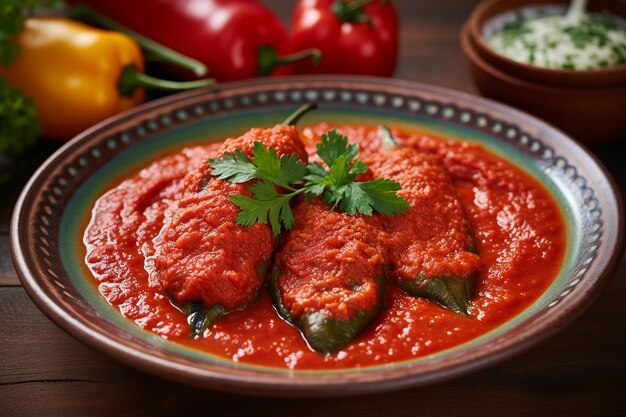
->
xmin=11 ymin=76 xmax=624 ymax=396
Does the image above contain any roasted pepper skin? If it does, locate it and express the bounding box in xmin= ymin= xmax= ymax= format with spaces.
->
xmin=271 ymin=267 xmax=385 ymax=354
xmin=0 ymin=18 xmax=144 ymax=140
xmin=271 ymin=199 xmax=386 ymax=354
xmin=398 ymin=274 xmax=475 ymax=315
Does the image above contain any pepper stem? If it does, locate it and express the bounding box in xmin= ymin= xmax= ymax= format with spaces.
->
xmin=332 ymin=0 xmax=378 ymax=24
xmin=379 ymin=125 xmax=400 ymax=149
xmin=70 ymin=5 xmax=208 ymax=77
xmin=118 ymin=65 xmax=215 ymax=97
xmin=282 ymin=103 xmax=318 ymax=126
xmin=257 ymin=46 xmax=322 ymax=76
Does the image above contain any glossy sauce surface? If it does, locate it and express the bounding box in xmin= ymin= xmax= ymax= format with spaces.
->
xmin=84 ymin=124 xmax=565 ymax=369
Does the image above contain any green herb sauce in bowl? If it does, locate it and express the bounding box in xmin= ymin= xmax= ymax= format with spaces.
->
xmin=487 ymin=0 xmax=626 ymax=70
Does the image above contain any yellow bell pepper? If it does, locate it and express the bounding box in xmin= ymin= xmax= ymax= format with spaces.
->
xmin=0 ymin=17 xmax=213 ymax=140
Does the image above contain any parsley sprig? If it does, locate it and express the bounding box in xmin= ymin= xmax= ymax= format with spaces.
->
xmin=302 ymin=131 xmax=410 ymax=216
xmin=208 ymin=129 xmax=410 ymax=235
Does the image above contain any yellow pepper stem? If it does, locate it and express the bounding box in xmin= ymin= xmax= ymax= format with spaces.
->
xmin=117 ymin=65 xmax=216 ymax=97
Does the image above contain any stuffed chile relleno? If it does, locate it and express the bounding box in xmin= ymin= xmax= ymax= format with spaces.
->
xmin=271 ymin=199 xmax=386 ymax=354
xmin=365 ymin=143 xmax=481 ymax=315
xmin=149 ymin=125 xmax=308 ymax=333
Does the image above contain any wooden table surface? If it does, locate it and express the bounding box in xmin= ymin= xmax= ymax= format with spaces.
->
xmin=2 ymin=1 xmax=625 ymax=416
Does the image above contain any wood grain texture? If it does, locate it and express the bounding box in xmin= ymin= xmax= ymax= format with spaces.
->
xmin=1 ymin=0 xmax=626 ymax=415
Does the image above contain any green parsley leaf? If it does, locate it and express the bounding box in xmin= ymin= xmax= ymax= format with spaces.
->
xmin=335 ymin=183 xmax=373 ymax=215
xmin=350 ymin=159 xmax=368 ymax=175
xmin=312 ymin=165 xmax=409 ymax=216
xmin=302 ymin=162 xmax=329 ymax=199
xmin=250 ymin=142 xmax=306 ymax=189
xmin=304 ymin=129 xmax=409 ymax=217
xmin=357 ymin=178 xmax=411 ymax=216
xmin=209 ymin=142 xmax=307 ymax=190
xmin=209 ymin=142 xmax=307 ymax=236
xmin=208 ymin=129 xmax=410 ymax=235
xmin=229 ymin=181 xmax=295 ymax=236
xmin=316 ymin=130 xmax=359 ymax=167
xmin=208 ymin=150 xmax=256 ymax=183
xmin=303 ymin=161 xmax=328 ymax=180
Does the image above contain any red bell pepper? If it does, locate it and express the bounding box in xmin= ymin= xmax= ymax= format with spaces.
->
xmin=289 ymin=0 xmax=398 ymax=76
xmin=68 ymin=0 xmax=321 ymax=82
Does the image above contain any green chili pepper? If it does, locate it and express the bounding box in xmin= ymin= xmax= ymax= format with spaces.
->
xmin=271 ymin=267 xmax=385 ymax=354
xmin=270 ymin=199 xmax=386 ymax=354
xmin=376 ymin=125 xmax=480 ymax=315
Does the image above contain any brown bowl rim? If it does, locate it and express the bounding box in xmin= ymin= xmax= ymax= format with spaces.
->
xmin=467 ymin=0 xmax=626 ymax=84
xmin=461 ymin=23 xmax=626 ymax=94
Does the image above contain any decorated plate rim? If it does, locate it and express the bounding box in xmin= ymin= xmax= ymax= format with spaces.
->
xmin=11 ymin=75 xmax=624 ymax=396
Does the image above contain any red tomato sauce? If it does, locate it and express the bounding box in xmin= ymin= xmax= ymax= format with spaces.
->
xmin=84 ymin=124 xmax=565 ymax=369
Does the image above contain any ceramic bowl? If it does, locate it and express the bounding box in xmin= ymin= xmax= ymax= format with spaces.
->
xmin=462 ymin=0 xmax=626 ymax=142
xmin=11 ymin=76 xmax=624 ymax=396
xmin=467 ymin=0 xmax=626 ymax=87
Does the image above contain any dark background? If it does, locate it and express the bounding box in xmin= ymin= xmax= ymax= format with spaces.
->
xmin=1 ymin=1 xmax=625 ymax=416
